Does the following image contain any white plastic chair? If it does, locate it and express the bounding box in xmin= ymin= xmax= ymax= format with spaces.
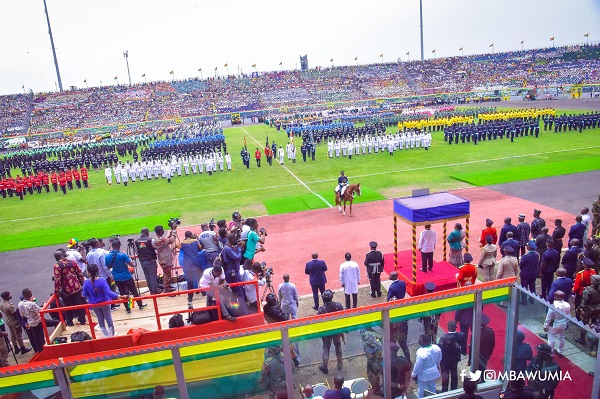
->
xmin=342 ymin=377 xmax=370 ymax=399
xmin=312 ymin=383 xmax=328 ymax=397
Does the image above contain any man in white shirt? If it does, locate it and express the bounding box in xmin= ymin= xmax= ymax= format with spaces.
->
xmin=225 ymin=152 xmax=232 ymax=171
xmin=198 ymin=265 xmax=237 ymax=321
xmin=581 ymin=207 xmax=591 ymax=240
xmin=412 ymin=333 xmax=442 ymax=398
xmin=278 ymin=274 xmax=299 ymax=319
xmin=418 ymin=224 xmax=437 ymax=273
xmin=66 ymin=239 xmax=87 ymax=276
xmin=339 ymin=252 xmax=360 ymax=309
xmin=241 ymin=261 xmax=265 ymax=313
xmin=543 ymin=290 xmax=570 ymax=356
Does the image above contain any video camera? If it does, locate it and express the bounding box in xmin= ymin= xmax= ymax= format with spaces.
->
xmin=108 ymin=234 xmax=121 ymax=243
xmin=259 ymin=227 xmax=268 ymax=237
xmin=168 ymin=217 xmax=180 ymax=229
xmin=208 ymin=218 xmax=216 ymax=231
xmin=260 ymin=261 xmax=274 ymax=285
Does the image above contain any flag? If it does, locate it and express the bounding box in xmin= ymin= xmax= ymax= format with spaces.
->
xmin=521 ymin=40 xmax=524 ymax=44
xmin=489 ymin=43 xmax=494 ymax=47
xmin=584 ymin=33 xmax=589 ymax=37
xmin=243 ymin=136 xmax=247 ymax=149
xmin=431 ymin=49 xmax=436 ymax=53
xmin=379 ymin=53 xmax=383 ymax=57
xmin=279 ymin=61 xmax=282 ymax=65
xmin=459 ymin=47 xmax=463 ymax=51
xmin=354 ymin=56 xmax=357 ymax=61
xmin=224 ymin=63 xmax=228 ymax=67
xmin=22 ymin=84 xmax=24 ymax=89
xmin=252 ymin=63 xmax=256 ymax=67
xmin=330 ymin=58 xmax=333 ymax=62
xmin=84 ymin=79 xmax=87 ymax=83
xmin=197 ymin=68 xmax=201 ymax=72
xmin=406 ymin=51 xmax=410 ymax=55
xmin=550 ymin=37 xmax=554 ymax=41
xmin=141 ymin=73 xmax=145 ymax=77
xmin=266 ymin=133 xmax=269 ymax=146
xmin=169 ymin=70 xmax=174 ymax=74
xmin=214 ymin=67 xmax=218 ymax=71
xmin=114 ymin=76 xmax=117 ymax=80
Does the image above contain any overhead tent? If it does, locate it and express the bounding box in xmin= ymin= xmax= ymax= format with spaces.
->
xmin=393 ymin=192 xmax=471 ymax=287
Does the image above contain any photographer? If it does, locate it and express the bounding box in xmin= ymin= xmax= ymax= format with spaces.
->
xmin=152 ymin=225 xmax=177 ymax=293
xmin=66 ymin=238 xmax=88 ymax=277
xmin=135 ymin=228 xmax=161 ymax=295
xmin=221 ymin=233 xmax=248 ymax=315
xmin=241 ymin=261 xmax=265 ymax=313
xmin=228 ymin=212 xmax=243 ymax=237
xmin=104 ymin=240 xmax=147 ymax=313
xmin=242 ymin=218 xmax=266 ymax=264
xmin=199 ymin=222 xmax=220 ymax=266
xmin=179 ymin=231 xmax=204 ymax=305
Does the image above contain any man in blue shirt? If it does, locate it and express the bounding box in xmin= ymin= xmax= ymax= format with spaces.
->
xmin=387 ymin=271 xmax=407 ymax=301
xmin=547 ymin=268 xmax=573 ymax=304
xmin=323 ymin=374 xmax=351 ymax=399
xmin=561 ymin=240 xmax=582 ymax=279
xmin=501 ymin=232 xmax=520 ymax=257
xmin=498 ymin=217 xmax=518 ymax=249
xmin=104 ymin=240 xmax=146 ymax=313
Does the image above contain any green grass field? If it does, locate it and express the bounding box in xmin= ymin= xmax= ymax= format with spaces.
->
xmin=1 ymin=108 xmax=599 ymax=252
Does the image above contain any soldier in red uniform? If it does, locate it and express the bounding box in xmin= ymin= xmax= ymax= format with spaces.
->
xmin=72 ymin=168 xmax=81 ymax=189
xmin=41 ymin=172 xmax=50 ymax=192
xmin=34 ymin=175 xmax=42 ymax=194
xmin=456 ymin=253 xmax=478 ymax=287
xmin=65 ymin=169 xmax=73 ymax=190
xmin=58 ymin=172 xmax=67 ymax=194
xmin=15 ymin=179 xmax=24 ymax=200
xmin=50 ymin=171 xmax=58 ymax=192
xmin=0 ymin=179 xmax=6 ymax=198
xmin=25 ymin=176 xmax=34 ymax=195
xmin=264 ymin=146 xmax=273 ymax=166
xmin=80 ymin=167 xmax=89 ymax=188
xmin=479 ymin=219 xmax=498 ymax=247
xmin=7 ymin=178 xmax=15 ymax=197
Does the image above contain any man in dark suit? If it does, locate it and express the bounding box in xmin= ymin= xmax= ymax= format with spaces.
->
xmin=498 ymin=217 xmax=518 ymax=249
xmin=561 ymin=240 xmax=582 ymax=279
xmin=547 ymin=268 xmax=573 ymax=304
xmin=568 ymin=215 xmax=586 ymax=248
xmin=501 ymin=232 xmax=520 ymax=257
xmin=387 ymin=271 xmax=406 ymax=301
xmin=305 ymin=252 xmax=328 ymax=310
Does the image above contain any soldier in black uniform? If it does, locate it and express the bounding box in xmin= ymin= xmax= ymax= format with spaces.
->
xmin=300 ymin=142 xmax=307 ymax=162
xmin=135 ymin=228 xmax=161 ymax=294
xmin=364 ymin=241 xmax=384 ymax=298
xmin=317 ymin=290 xmax=344 ymax=374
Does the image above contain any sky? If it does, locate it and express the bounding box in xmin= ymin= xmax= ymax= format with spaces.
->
xmin=1 ymin=0 xmax=599 ymax=96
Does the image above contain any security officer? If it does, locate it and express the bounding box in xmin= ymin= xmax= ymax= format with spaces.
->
xmin=364 ymin=241 xmax=384 ymax=298
xmin=576 ymin=272 xmax=600 ymax=347
xmin=526 ymin=344 xmax=561 ymax=399
xmin=317 ymin=290 xmax=344 ymax=374
xmin=259 ymin=346 xmax=286 ymax=397
xmin=300 ymin=142 xmax=307 ymax=162
xmin=135 ymin=228 xmax=161 ymax=294
xmin=421 ymin=282 xmax=439 ymax=343
xmin=360 ymin=328 xmax=384 ymax=396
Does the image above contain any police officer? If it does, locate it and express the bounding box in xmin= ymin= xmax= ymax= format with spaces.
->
xmin=259 ymin=346 xmax=286 ymax=397
xmin=364 ymin=241 xmax=384 ymax=298
xmin=526 ymin=344 xmax=561 ymax=399
xmin=360 ymin=328 xmax=384 ymax=396
xmin=300 ymin=142 xmax=307 ymax=162
xmin=135 ymin=228 xmax=161 ymax=294
xmin=317 ymin=290 xmax=344 ymax=374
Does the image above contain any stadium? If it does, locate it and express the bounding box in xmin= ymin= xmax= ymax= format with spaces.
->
xmin=1 ymin=1 xmax=600 ymax=398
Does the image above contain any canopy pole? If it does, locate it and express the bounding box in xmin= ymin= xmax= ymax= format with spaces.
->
xmin=443 ymin=221 xmax=447 ymax=261
xmin=465 ymin=217 xmax=470 ymax=253
xmin=394 ymin=215 xmax=398 ymax=271
xmin=412 ymin=225 xmax=417 ymax=284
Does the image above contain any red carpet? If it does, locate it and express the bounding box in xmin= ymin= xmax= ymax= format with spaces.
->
xmin=438 ymin=304 xmax=592 ymax=398
xmin=383 ymin=251 xmax=459 ymax=295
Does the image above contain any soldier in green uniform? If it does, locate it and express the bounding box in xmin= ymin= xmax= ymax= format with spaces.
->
xmin=593 ymin=195 xmax=600 ymax=237
xmin=360 ymin=328 xmax=384 ymax=396
xmin=259 ymin=346 xmax=287 ymax=398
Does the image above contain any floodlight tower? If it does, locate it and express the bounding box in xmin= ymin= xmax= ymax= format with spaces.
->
xmin=124 ymin=51 xmax=132 ymax=86
xmin=43 ymin=0 xmax=63 ymax=92
xmin=419 ymin=0 xmax=425 ymax=61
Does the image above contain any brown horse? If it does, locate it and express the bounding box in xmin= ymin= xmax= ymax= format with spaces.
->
xmin=335 ymin=183 xmax=361 ymax=216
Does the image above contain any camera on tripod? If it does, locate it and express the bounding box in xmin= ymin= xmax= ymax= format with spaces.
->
xmin=260 ymin=261 xmax=274 ymax=285
xmin=168 ymin=217 xmax=180 ymax=229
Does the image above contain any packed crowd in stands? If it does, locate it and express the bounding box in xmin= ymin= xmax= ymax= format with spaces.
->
xmin=1 ymin=44 xmax=599 ymax=137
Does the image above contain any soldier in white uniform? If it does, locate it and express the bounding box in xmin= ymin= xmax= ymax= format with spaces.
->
xmin=139 ymin=161 xmax=146 ymax=181
xmin=198 ymin=154 xmax=204 ymax=174
xmin=104 ymin=166 xmax=113 ymax=185
xmin=190 ymin=155 xmax=198 ymax=174
xmin=113 ymin=163 xmax=121 ymax=184
xmin=176 ymin=157 xmax=183 ymax=176
xmin=120 ymin=164 xmax=129 ymax=186
xmin=204 ymin=154 xmax=213 ymax=175
xmin=361 ymin=137 xmax=367 ymax=154
xmin=328 ymin=139 xmax=334 ymax=158
xmin=290 ymin=143 xmax=296 ymax=163
xmin=183 ymin=156 xmax=190 ymax=175
xmin=217 ymin=152 xmax=224 ymax=171
xmin=335 ymin=140 xmax=341 ymax=157
xmin=278 ymin=146 xmax=285 ymax=165
xmin=225 ymin=152 xmax=232 ymax=170
xmin=130 ymin=161 xmax=138 ymax=182
xmin=341 ymin=140 xmax=347 ymax=157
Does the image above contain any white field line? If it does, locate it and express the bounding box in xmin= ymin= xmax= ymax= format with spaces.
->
xmin=240 ymin=127 xmax=333 ymax=208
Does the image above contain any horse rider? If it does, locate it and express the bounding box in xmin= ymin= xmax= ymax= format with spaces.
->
xmin=335 ymin=171 xmax=349 ymax=196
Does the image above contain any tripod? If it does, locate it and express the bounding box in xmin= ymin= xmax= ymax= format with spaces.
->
xmin=126 ymin=239 xmax=141 ymax=294
xmin=261 ymin=277 xmax=276 ymax=303
xmin=169 ymin=229 xmax=182 ymax=292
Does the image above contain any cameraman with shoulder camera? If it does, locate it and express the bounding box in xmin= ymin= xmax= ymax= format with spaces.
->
xmin=152 ymin=224 xmax=177 ymax=293
xmin=135 ymin=228 xmax=161 ymax=295
xmin=242 ymin=218 xmax=266 ymax=264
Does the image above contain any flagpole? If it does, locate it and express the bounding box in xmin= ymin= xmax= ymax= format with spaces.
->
xmin=84 ymin=80 xmax=88 ymax=88
xmin=521 ymin=40 xmax=524 ymax=51
xmin=585 ymin=33 xmax=589 ymax=46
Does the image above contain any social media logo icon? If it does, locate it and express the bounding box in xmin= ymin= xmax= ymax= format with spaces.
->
xmin=469 ymin=370 xmax=482 ymax=381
